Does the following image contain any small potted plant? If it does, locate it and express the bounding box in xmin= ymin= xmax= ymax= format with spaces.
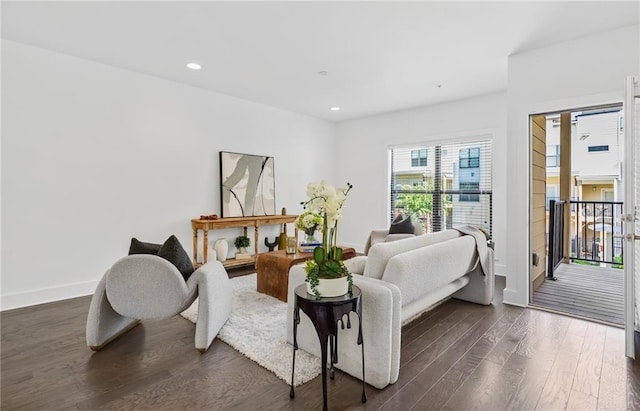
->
xmin=234 ymin=235 xmax=251 ymax=259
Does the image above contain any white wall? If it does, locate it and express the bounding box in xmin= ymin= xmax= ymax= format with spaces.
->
xmin=1 ymin=40 xmax=337 ymax=310
xmin=505 ymin=24 xmax=640 ymax=306
xmin=335 ymin=92 xmax=508 ymax=276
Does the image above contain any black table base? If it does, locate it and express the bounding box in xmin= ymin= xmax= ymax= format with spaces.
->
xmin=290 ymin=284 xmax=366 ymax=411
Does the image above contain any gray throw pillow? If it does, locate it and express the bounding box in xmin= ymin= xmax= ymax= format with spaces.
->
xmin=389 ymin=215 xmax=415 ymax=234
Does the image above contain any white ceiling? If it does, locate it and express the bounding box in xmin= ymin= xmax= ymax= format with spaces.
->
xmin=2 ymin=1 xmax=638 ymax=121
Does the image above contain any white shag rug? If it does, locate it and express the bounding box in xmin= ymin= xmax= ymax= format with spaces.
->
xmin=180 ymin=274 xmax=321 ymax=386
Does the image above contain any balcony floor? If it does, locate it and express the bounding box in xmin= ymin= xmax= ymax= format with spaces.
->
xmin=531 ymin=262 xmax=624 ymax=326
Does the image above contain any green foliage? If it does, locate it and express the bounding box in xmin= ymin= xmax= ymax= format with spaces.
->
xmin=233 ymin=235 xmax=250 ymax=249
xmin=313 ymin=246 xmax=325 ymax=264
xmin=394 ymin=181 xmax=452 ymax=227
xmin=395 ymin=183 xmax=433 ymax=219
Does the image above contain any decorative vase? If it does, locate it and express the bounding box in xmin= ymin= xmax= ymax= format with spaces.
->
xmin=304 ymin=231 xmax=317 ymax=244
xmin=214 ymin=239 xmax=228 ymax=262
xmin=307 ymin=276 xmax=348 ymax=298
xmin=207 ymin=245 xmax=217 ymax=263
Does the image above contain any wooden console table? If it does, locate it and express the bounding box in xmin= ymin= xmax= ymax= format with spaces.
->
xmin=191 ymin=215 xmax=298 ymax=269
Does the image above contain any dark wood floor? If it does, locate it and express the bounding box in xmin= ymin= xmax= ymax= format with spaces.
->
xmin=2 ymin=274 xmax=639 ymax=410
xmin=532 ymin=262 xmax=624 ymax=325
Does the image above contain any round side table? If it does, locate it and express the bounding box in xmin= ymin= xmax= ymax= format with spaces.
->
xmin=289 ymin=284 xmax=366 ymax=411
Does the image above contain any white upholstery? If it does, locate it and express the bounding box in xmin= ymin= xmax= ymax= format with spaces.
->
xmin=363 ymin=223 xmax=424 ymax=255
xmin=364 ymin=229 xmax=461 ymax=280
xmin=287 ymin=227 xmax=494 ymax=389
xmin=86 ymin=255 xmax=232 ymax=352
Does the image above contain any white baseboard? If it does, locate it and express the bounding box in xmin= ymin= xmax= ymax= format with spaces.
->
xmin=495 ymin=262 xmax=507 ymax=277
xmin=1 ymin=280 xmax=98 ymax=311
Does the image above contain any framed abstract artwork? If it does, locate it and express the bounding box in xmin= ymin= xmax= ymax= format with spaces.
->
xmin=220 ymin=151 xmax=276 ymax=217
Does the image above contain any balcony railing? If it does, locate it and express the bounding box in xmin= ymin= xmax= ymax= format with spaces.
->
xmin=569 ymin=200 xmax=624 ymax=265
xmin=547 ymin=200 xmax=623 ymax=278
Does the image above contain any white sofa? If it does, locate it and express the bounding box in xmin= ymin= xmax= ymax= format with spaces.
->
xmin=286 ymin=226 xmax=494 ymax=389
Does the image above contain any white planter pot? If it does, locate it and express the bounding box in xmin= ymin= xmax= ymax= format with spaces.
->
xmin=214 ymin=239 xmax=228 ymax=262
xmin=207 ymin=246 xmax=217 ymax=263
xmin=307 ymin=276 xmax=348 ymax=298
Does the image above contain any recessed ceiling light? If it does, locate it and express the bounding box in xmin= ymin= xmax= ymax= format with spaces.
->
xmin=186 ymin=62 xmax=202 ymax=70
xmin=318 ymin=71 xmax=328 ymax=76
xmin=330 ymin=107 xmax=340 ymax=111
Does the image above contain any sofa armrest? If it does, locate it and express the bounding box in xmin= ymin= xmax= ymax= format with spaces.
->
xmin=344 ymin=255 xmax=367 ymax=275
xmin=187 ymin=260 xmax=233 ymax=352
xmin=364 ymin=229 xmax=391 ymax=255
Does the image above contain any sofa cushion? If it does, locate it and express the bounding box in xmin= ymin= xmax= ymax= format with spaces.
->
xmin=364 ymin=229 xmax=462 ymax=280
xmin=157 ymin=235 xmax=195 ymax=282
xmin=388 ymin=215 xmax=414 ymax=234
xmin=128 ymin=238 xmax=162 ymax=255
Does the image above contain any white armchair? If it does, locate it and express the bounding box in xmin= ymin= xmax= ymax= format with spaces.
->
xmin=86 ymin=255 xmax=232 ymax=353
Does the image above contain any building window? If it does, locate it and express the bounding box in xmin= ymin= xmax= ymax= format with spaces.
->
xmin=459 ymin=182 xmax=480 ymax=202
xmin=411 ymin=149 xmax=427 ymax=167
xmin=546 ymin=145 xmax=560 ymax=167
xmin=588 ymin=145 xmax=609 ymax=152
xmin=459 ymin=148 xmax=480 ymax=168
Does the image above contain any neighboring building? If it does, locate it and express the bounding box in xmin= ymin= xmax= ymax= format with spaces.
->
xmin=545 ymin=109 xmax=622 ymax=207
xmin=545 ymin=108 xmax=624 ymax=262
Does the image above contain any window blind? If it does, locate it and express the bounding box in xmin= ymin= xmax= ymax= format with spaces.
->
xmin=390 ymin=140 xmax=492 ymax=237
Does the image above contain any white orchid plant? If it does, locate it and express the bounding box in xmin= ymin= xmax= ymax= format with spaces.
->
xmin=300 ymin=180 xmax=353 ymax=298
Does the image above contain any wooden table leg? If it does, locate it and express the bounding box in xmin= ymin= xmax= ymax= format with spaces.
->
xmin=203 ymin=230 xmax=208 ymax=264
xmin=192 ymin=228 xmax=198 ymax=266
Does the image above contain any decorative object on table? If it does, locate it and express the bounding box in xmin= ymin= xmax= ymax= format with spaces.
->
xmin=298 ymin=242 xmax=322 ymax=253
xmin=300 ymin=180 xmax=353 ymax=299
xmin=234 ymin=235 xmax=251 ymax=260
xmin=264 ymin=236 xmax=278 ymax=251
xmin=220 ymin=151 xmax=275 ymax=217
xmin=278 ymin=228 xmax=288 ymax=250
xmin=200 ymin=214 xmax=219 ymax=220
xmin=256 ymin=247 xmax=357 ymax=302
xmin=214 ymin=238 xmax=228 ymax=262
xmin=296 ymin=210 xmax=323 ymax=244
xmin=286 ymin=236 xmax=297 ymax=254
xmin=207 ymin=244 xmax=217 ymax=263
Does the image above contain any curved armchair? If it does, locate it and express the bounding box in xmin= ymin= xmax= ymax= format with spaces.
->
xmin=86 ymin=255 xmax=232 ymax=353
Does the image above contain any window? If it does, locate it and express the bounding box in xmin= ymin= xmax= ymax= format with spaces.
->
xmin=546 ymin=145 xmax=560 ymax=167
xmin=459 ymin=148 xmax=480 ymax=168
xmin=588 ymin=145 xmax=609 ymax=152
xmin=390 ymin=140 xmax=492 ymax=236
xmin=411 ymin=149 xmax=427 ymax=167
xmin=459 ymin=182 xmax=480 ymax=202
